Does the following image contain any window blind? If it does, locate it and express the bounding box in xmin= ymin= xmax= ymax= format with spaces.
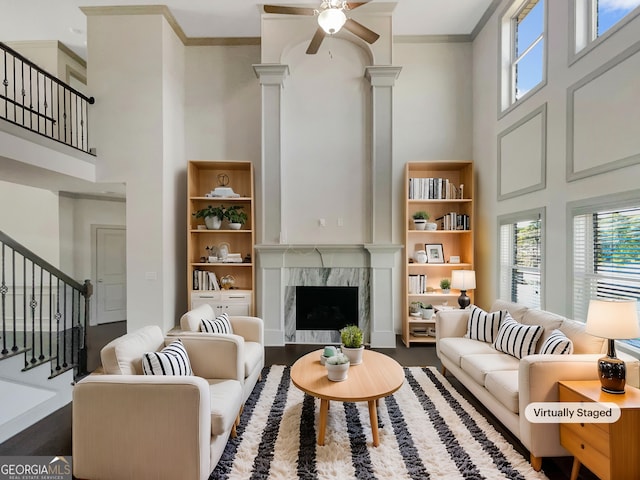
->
xmin=500 ymin=216 xmax=541 ymax=308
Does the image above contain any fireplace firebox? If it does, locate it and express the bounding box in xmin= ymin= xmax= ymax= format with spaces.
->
xmin=295 ymin=286 xmax=358 ymax=331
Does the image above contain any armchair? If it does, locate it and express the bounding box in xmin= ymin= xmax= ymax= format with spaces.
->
xmin=176 ymin=303 xmax=264 ymax=403
xmin=72 ymin=325 xmax=244 ymax=480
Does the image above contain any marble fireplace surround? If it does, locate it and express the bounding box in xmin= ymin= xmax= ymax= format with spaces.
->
xmin=256 ymin=244 xmax=400 ymax=347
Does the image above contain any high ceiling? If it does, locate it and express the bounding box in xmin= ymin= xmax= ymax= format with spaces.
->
xmin=1 ymin=0 xmax=497 ymax=60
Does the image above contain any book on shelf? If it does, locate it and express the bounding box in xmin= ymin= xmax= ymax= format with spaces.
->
xmin=435 ymin=212 xmax=470 ymax=230
xmin=408 ymin=178 xmax=464 ymax=200
xmin=408 ymin=274 xmax=427 ymax=294
xmin=193 ymin=269 xmax=220 ymax=291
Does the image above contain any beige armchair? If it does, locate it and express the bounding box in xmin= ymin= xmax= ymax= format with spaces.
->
xmin=73 ymin=325 xmax=244 ymax=480
xmin=176 ymin=303 xmax=264 ymax=403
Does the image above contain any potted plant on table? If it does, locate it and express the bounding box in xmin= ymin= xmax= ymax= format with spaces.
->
xmin=224 ymin=205 xmax=248 ymax=230
xmin=340 ymin=325 xmax=364 ymax=365
xmin=440 ymin=278 xmax=451 ymax=294
xmin=325 ymin=353 xmax=350 ymax=381
xmin=193 ymin=205 xmax=225 ymax=230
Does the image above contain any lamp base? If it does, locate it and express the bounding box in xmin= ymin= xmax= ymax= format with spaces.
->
xmin=598 ymin=341 xmax=626 ymax=394
xmin=457 ymin=290 xmax=470 ymax=309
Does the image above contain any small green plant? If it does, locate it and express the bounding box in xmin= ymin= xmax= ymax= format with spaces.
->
xmin=224 ymin=205 xmax=248 ymax=224
xmin=326 ymin=353 xmax=350 ymax=365
xmin=193 ymin=205 xmax=225 ymax=219
xmin=340 ymin=325 xmax=364 ymax=348
xmin=412 ymin=211 xmax=429 ymax=220
xmin=421 ymin=303 xmax=433 ymax=309
xmin=440 ymin=278 xmax=451 ymax=290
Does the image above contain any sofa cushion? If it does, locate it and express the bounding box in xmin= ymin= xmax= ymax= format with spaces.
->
xmin=244 ymin=342 xmax=263 ymax=377
xmin=142 ymin=339 xmax=193 ymax=376
xmin=490 ymin=300 xmax=529 ymax=323
xmin=485 ymin=370 xmax=519 ymax=414
xmin=540 ymin=329 xmax=574 ymax=355
xmin=464 ymin=306 xmax=507 ymax=343
xmin=201 ymin=313 xmax=233 ymax=334
xmin=101 ymin=325 xmax=165 ymax=375
xmin=439 ymin=337 xmax=497 ymax=367
xmin=520 ymin=308 xmax=565 ymax=353
xmin=209 ymin=379 xmax=243 ymax=436
xmin=493 ymin=314 xmax=543 ymax=359
xmin=460 ymin=353 xmax=520 ymax=385
xmin=559 ymin=318 xmax=606 ymax=354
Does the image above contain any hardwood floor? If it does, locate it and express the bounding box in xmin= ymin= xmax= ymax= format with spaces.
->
xmin=0 ymin=332 xmax=597 ymax=479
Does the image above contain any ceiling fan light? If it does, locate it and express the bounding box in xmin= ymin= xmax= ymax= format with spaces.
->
xmin=318 ymin=8 xmax=346 ymax=34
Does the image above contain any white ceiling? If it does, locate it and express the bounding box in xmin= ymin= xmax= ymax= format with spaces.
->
xmin=1 ymin=0 xmax=496 ymax=60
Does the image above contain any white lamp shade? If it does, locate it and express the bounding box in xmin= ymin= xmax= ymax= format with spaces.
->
xmin=585 ymin=298 xmax=640 ymax=339
xmin=451 ymin=270 xmax=476 ymax=290
xmin=318 ymin=8 xmax=346 ymax=34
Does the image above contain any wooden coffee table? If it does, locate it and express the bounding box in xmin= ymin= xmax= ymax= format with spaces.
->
xmin=290 ymin=349 xmax=404 ymax=446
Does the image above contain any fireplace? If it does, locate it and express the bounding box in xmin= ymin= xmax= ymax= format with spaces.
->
xmin=295 ymin=286 xmax=358 ymax=331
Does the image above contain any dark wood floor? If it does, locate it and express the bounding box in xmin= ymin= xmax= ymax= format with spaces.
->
xmin=0 ymin=324 xmax=597 ymax=479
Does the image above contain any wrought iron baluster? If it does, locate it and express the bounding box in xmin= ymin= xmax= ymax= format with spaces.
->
xmin=1 ymin=243 xmax=7 ymax=355
xmin=20 ymin=59 xmax=25 ymax=126
xmin=56 ymin=83 xmax=60 ymax=141
xmin=3 ymin=48 xmax=7 ymax=118
xmin=62 ymin=282 xmax=67 ymax=368
xmin=29 ymin=260 xmax=36 ymax=364
xmin=48 ymin=271 xmax=53 ymax=359
xmin=55 ymin=277 xmax=61 ymax=371
xmin=39 ymin=266 xmax=44 ymax=360
xmin=22 ymin=255 xmax=26 ymax=366
xmin=12 ymin=54 xmax=16 ymax=121
xmin=11 ymin=249 xmax=17 ymax=352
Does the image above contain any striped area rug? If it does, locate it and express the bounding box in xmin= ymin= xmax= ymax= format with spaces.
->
xmin=210 ymin=365 xmax=548 ymax=480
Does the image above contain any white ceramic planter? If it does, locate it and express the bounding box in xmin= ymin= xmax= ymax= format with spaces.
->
xmin=413 ymin=219 xmax=426 ymax=230
xmin=421 ymin=308 xmax=434 ymax=320
xmin=341 ymin=345 xmax=364 ymax=365
xmin=326 ymin=362 xmax=350 ymax=381
xmin=204 ymin=215 xmax=222 ymax=230
xmin=228 ymin=222 xmax=242 ymax=230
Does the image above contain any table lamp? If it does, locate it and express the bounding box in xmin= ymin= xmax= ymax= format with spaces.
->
xmin=585 ymin=298 xmax=640 ymax=394
xmin=451 ymin=270 xmax=476 ymax=309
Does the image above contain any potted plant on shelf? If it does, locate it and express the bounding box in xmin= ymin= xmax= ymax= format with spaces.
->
xmin=224 ymin=205 xmax=248 ymax=230
xmin=420 ymin=303 xmax=435 ymax=320
xmin=325 ymin=353 xmax=350 ymax=381
xmin=440 ymin=278 xmax=451 ymax=294
xmin=410 ymin=301 xmax=423 ymax=316
xmin=412 ymin=211 xmax=429 ymax=230
xmin=193 ymin=205 xmax=225 ymax=230
xmin=340 ymin=325 xmax=364 ymax=365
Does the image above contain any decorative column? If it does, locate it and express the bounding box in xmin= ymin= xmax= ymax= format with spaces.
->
xmin=253 ymin=64 xmax=289 ymax=345
xmin=365 ymin=66 xmax=402 ymax=348
xmin=252 ymin=64 xmax=289 ymax=245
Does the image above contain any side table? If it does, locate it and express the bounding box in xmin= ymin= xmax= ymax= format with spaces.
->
xmin=558 ymin=380 xmax=640 ymax=480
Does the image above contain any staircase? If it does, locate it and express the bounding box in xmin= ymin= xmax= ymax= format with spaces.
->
xmin=0 ymin=230 xmax=91 ymax=444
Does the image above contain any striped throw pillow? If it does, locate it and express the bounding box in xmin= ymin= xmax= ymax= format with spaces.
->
xmin=200 ymin=312 xmax=233 ymax=334
xmin=540 ymin=329 xmax=574 ymax=355
xmin=142 ymin=339 xmax=192 ymax=376
xmin=464 ymin=306 xmax=507 ymax=343
xmin=492 ymin=313 xmax=543 ymax=359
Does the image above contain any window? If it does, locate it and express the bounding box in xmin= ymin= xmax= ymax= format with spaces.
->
xmin=572 ymin=200 xmax=640 ymax=349
xmin=574 ymin=0 xmax=640 ymax=55
xmin=500 ymin=0 xmax=546 ymax=112
xmin=499 ymin=210 xmax=544 ymax=308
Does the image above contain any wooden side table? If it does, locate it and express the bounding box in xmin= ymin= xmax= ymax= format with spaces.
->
xmin=558 ymin=380 xmax=640 ymax=480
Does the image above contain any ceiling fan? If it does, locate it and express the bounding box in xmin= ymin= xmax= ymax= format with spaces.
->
xmin=263 ymin=1 xmax=380 ymax=54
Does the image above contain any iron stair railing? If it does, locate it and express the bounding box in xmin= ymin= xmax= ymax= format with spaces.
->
xmin=0 ymin=41 xmax=95 ymax=155
xmin=0 ymin=230 xmax=92 ymax=379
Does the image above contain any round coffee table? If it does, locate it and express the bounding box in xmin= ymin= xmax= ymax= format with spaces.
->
xmin=290 ymin=349 xmax=404 ymax=446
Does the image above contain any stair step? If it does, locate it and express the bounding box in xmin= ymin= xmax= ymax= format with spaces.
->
xmin=22 ymin=355 xmax=57 ymax=372
xmin=0 ymin=347 xmax=30 ymax=361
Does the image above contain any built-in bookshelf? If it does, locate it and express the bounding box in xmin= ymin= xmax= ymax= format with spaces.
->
xmin=402 ymin=160 xmax=475 ymax=347
xmin=187 ymin=160 xmax=255 ymax=315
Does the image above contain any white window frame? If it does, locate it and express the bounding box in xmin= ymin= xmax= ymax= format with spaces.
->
xmin=571 ymin=0 xmax=640 ymax=64
xmin=499 ymin=0 xmax=548 ymax=116
xmin=568 ymin=191 xmax=640 ymax=356
xmin=498 ymin=208 xmax=545 ymax=308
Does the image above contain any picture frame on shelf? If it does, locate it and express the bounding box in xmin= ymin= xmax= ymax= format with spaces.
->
xmin=425 ymin=243 xmax=444 ymax=263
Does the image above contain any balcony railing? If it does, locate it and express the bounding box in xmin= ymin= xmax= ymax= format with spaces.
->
xmin=0 ymin=42 xmax=95 ymax=155
xmin=0 ymin=230 xmax=92 ymax=379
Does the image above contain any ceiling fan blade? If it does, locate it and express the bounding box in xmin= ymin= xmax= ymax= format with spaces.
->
xmin=345 ymin=2 xmax=369 ymax=10
xmin=343 ymin=18 xmax=380 ymax=44
xmin=263 ymin=5 xmax=316 ymax=15
xmin=306 ymin=27 xmax=326 ymax=54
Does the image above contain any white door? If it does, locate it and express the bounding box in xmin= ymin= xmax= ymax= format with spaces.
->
xmin=96 ymin=227 xmax=126 ymax=324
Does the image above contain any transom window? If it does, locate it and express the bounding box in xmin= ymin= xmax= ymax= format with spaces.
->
xmin=499 ymin=210 xmax=543 ymax=308
xmin=574 ymin=0 xmax=640 ymax=55
xmin=573 ymin=202 xmax=640 ymax=349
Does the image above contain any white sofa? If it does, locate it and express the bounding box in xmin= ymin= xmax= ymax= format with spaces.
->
xmin=174 ymin=304 xmax=264 ymax=403
xmin=436 ymin=300 xmax=640 ymax=471
xmin=73 ymin=326 xmax=244 ymax=480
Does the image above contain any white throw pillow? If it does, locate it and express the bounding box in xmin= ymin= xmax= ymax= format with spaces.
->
xmin=492 ymin=313 xmax=543 ymax=359
xmin=200 ymin=312 xmax=233 ymax=334
xmin=142 ymin=339 xmax=192 ymax=376
xmin=464 ymin=306 xmax=507 ymax=343
xmin=540 ymin=329 xmax=574 ymax=355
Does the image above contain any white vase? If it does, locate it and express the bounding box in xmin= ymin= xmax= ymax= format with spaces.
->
xmin=228 ymin=222 xmax=242 ymax=230
xmin=421 ymin=308 xmax=434 ymax=320
xmin=326 ymin=362 xmax=350 ymax=381
xmin=413 ymin=250 xmax=427 ymax=264
xmin=413 ymin=219 xmax=426 ymax=230
xmin=204 ymin=215 xmax=222 ymax=230
xmin=425 ymin=222 xmax=438 ymax=231
xmin=341 ymin=345 xmax=364 ymax=365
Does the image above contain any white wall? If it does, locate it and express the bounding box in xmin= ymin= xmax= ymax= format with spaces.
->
xmin=472 ymin=1 xmax=640 ymax=313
